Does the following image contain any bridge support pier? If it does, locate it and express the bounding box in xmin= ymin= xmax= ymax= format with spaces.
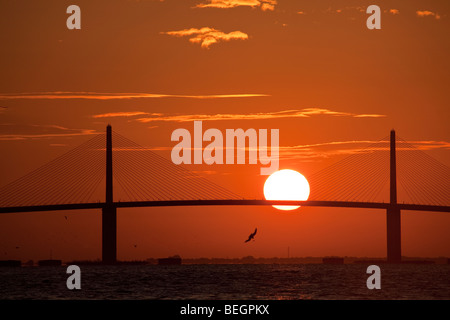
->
xmin=387 ymin=129 xmax=401 ymax=263
xmin=386 ymin=206 xmax=401 ymax=263
xmin=102 ymin=205 xmax=117 ymax=264
xmin=102 ymin=124 xmax=117 ymax=264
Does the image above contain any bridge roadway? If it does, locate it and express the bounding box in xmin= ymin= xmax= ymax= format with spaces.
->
xmin=1 ymin=199 xmax=449 ymax=214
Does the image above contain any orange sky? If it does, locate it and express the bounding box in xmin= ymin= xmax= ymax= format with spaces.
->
xmin=0 ymin=0 xmax=449 ymax=262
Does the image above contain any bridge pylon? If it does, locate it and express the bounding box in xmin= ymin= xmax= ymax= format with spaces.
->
xmin=387 ymin=129 xmax=401 ymax=263
xmin=102 ymin=125 xmax=117 ymax=264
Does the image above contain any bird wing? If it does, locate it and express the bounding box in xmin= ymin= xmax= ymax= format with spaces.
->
xmin=245 ymin=228 xmax=258 ymax=242
xmin=244 ymin=227 xmax=258 ymax=243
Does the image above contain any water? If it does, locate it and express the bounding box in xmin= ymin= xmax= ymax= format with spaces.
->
xmin=0 ymin=264 xmax=449 ymax=300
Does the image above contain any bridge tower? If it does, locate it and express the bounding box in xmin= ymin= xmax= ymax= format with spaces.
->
xmin=387 ymin=129 xmax=401 ymax=263
xmin=102 ymin=124 xmax=117 ymax=264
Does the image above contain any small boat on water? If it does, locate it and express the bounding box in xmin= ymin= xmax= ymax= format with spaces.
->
xmin=38 ymin=259 xmax=62 ymax=266
xmin=322 ymin=257 xmax=344 ymax=264
xmin=0 ymin=260 xmax=21 ymax=267
xmin=158 ymin=255 xmax=182 ymax=265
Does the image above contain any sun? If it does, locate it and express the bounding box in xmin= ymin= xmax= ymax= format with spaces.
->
xmin=263 ymin=169 xmax=310 ymax=211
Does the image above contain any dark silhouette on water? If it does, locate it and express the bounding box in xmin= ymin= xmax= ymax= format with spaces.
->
xmin=245 ymin=228 xmax=257 ymax=243
xmin=0 ymin=260 xmax=20 ymax=267
xmin=158 ymin=255 xmax=182 ymax=265
xmin=38 ymin=259 xmax=62 ymax=267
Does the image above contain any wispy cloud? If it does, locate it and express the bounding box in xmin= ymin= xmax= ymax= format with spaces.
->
xmin=388 ymin=9 xmax=399 ymax=15
xmin=129 ymin=108 xmax=386 ymax=123
xmin=416 ymin=10 xmax=441 ymax=19
xmin=161 ymin=27 xmax=248 ymax=48
xmin=278 ymin=140 xmax=450 ymax=161
xmin=402 ymin=140 xmax=450 ymax=150
xmin=322 ymin=6 xmax=402 ymax=16
xmin=300 ymin=108 xmax=385 ymax=117
xmin=0 ymin=124 xmax=99 ymax=140
xmin=278 ymin=141 xmax=383 ymax=162
xmin=191 ymin=170 xmax=221 ymax=175
xmin=49 ymin=143 xmax=69 ymax=147
xmin=92 ymin=112 xmax=152 ymax=119
xmin=132 ymin=139 xmax=449 ymax=163
xmin=0 ymin=92 xmax=267 ymax=100
xmin=325 ymin=6 xmax=365 ymax=14
xmin=195 ymin=0 xmax=276 ymax=11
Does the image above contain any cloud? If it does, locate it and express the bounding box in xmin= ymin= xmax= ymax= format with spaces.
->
xmin=50 ymin=143 xmax=69 ymax=147
xmin=195 ymin=0 xmax=276 ymax=11
xmin=278 ymin=140 xmax=450 ymax=161
xmin=278 ymin=141 xmax=384 ymax=161
xmin=191 ymin=170 xmax=220 ymax=175
xmin=92 ymin=111 xmax=150 ymax=118
xmin=0 ymin=92 xmax=267 ymax=100
xmin=133 ymin=108 xmax=386 ymax=123
xmin=0 ymin=124 xmax=99 ymax=140
xmin=260 ymin=0 xmax=276 ymax=11
xmin=196 ymin=0 xmax=259 ymax=9
xmin=353 ymin=114 xmax=387 ymax=118
xmin=402 ymin=140 xmax=450 ymax=150
xmin=134 ymin=139 xmax=449 ymax=164
xmin=299 ymin=108 xmax=385 ymax=117
xmin=325 ymin=6 xmax=365 ymax=14
xmin=162 ymin=27 xmax=249 ymax=48
xmin=416 ymin=10 xmax=441 ymax=19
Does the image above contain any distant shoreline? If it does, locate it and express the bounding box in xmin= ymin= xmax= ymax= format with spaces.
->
xmin=2 ymin=256 xmax=448 ymax=267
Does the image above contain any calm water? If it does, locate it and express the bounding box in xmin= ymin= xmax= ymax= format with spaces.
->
xmin=0 ymin=264 xmax=449 ymax=300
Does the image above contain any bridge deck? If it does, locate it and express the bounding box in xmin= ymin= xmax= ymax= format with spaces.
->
xmin=0 ymin=200 xmax=448 ymax=214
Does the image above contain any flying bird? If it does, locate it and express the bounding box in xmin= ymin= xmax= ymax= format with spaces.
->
xmin=244 ymin=228 xmax=257 ymax=243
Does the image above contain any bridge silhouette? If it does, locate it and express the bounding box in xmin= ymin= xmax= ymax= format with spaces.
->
xmin=1 ymin=126 xmax=449 ymax=264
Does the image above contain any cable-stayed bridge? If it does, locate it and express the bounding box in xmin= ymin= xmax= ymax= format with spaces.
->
xmin=0 ymin=126 xmax=449 ymax=263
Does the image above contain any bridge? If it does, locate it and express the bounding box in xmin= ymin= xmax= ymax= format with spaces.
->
xmin=1 ymin=126 xmax=449 ymax=264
